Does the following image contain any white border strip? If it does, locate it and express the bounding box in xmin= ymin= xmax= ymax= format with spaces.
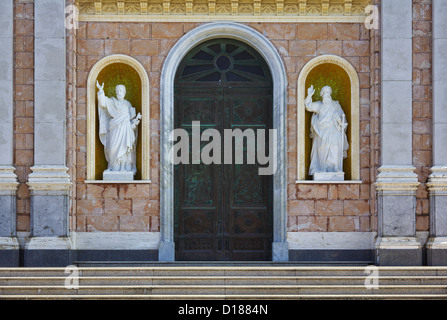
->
xmin=287 ymin=232 xmax=376 ymax=250
xmin=15 ymin=231 xmax=429 ymax=252
xmin=74 ymin=232 xmax=160 ymax=250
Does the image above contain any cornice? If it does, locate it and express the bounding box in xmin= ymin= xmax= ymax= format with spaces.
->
xmin=75 ymin=0 xmax=372 ymax=22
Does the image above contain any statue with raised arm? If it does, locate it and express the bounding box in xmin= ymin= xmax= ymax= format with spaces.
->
xmin=96 ymin=81 xmax=141 ymax=180
xmin=305 ymin=85 xmax=348 ymax=180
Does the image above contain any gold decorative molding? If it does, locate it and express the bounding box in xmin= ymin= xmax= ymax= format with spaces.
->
xmin=374 ymin=166 xmax=420 ymax=195
xmin=296 ymin=54 xmax=360 ymax=182
xmin=163 ymin=0 xmax=170 ymax=14
xmin=427 ymin=166 xmax=447 ymax=194
xmin=140 ymin=1 xmax=148 ymax=14
xmin=375 ymin=182 xmax=420 ymax=193
xmin=117 ymin=1 xmax=125 ymax=14
xmin=322 ymin=0 xmax=329 ymax=15
xmin=186 ymin=0 xmax=193 ymax=14
xmin=94 ymin=1 xmax=102 ymax=14
xmin=27 ymin=166 xmax=72 ymax=195
xmin=254 ymin=0 xmax=261 ymax=15
xmin=344 ymin=0 xmax=352 ymax=15
xmin=86 ymin=54 xmax=151 ymax=182
xmin=75 ymin=0 xmax=371 ymax=22
xmin=0 ymin=166 xmax=19 ymax=195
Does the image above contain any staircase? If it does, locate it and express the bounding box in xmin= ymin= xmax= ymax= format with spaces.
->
xmin=1 ymin=265 xmax=447 ymax=299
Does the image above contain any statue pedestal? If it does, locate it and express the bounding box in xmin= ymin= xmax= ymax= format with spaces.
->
xmin=313 ymin=172 xmax=344 ymax=181
xmin=103 ymin=171 xmax=134 ymax=181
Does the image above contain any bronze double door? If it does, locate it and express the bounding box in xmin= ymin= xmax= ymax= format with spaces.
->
xmin=174 ymin=39 xmax=273 ymax=261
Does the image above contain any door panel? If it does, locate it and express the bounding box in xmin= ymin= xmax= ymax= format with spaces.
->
xmin=174 ymin=39 xmax=273 ymax=261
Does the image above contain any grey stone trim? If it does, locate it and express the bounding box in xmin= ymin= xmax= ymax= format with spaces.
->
xmin=428 ymin=1 xmax=447 ymax=266
xmin=0 ymin=237 xmax=19 ymax=267
xmin=433 ymin=0 xmax=447 ymax=165
xmin=0 ymin=0 xmax=14 ymax=166
xmin=376 ymin=248 xmax=424 ymax=266
xmin=375 ymin=236 xmax=423 ymax=266
xmin=28 ymin=0 xmax=72 ymax=254
xmin=0 ymin=167 xmax=19 ymax=238
xmin=74 ymin=250 xmax=158 ymax=262
xmin=30 ymin=195 xmax=69 ymax=237
xmin=22 ymin=250 xmax=157 ymax=267
xmin=27 ymin=166 xmax=71 ymax=242
xmin=0 ymin=2 xmax=18 ymax=259
xmin=24 ymin=250 xmax=72 ymax=267
xmin=159 ymin=22 xmax=288 ymax=261
xmin=22 ymin=249 xmax=377 ymax=266
xmin=427 ymin=178 xmax=447 ymax=265
xmin=381 ymin=0 xmax=413 ymax=165
xmin=34 ymin=0 xmax=67 ymax=165
xmin=374 ymin=167 xmax=422 ymax=265
xmin=0 ymin=195 xmax=17 ymax=237
xmin=374 ymin=172 xmax=422 ymax=265
xmin=0 ymin=249 xmax=19 ymax=267
xmin=377 ymin=0 xmax=421 ymax=266
xmin=289 ymin=250 xmax=374 ymax=263
xmin=427 ymin=248 xmax=447 ymax=266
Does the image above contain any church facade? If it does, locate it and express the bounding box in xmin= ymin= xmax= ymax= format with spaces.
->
xmin=0 ymin=0 xmax=446 ymax=267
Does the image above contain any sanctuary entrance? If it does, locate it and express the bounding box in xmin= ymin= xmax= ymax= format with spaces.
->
xmin=174 ymin=39 xmax=274 ymax=261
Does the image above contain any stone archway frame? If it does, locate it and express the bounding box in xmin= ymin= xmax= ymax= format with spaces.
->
xmin=159 ymin=22 xmax=289 ymax=261
xmin=86 ymin=54 xmax=150 ymax=181
xmin=296 ymin=54 xmax=360 ymax=182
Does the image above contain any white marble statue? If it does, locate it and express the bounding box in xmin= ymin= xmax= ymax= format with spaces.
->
xmin=96 ymin=81 xmax=141 ymax=179
xmin=305 ymin=85 xmax=348 ymax=180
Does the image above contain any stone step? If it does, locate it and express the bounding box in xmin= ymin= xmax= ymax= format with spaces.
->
xmin=74 ymin=261 xmax=373 ymax=267
xmin=1 ymin=276 xmax=447 ymax=286
xmin=1 ymin=267 xmax=447 ymax=299
xmin=2 ymin=267 xmax=447 ymax=277
xmin=1 ymin=285 xmax=447 ymax=295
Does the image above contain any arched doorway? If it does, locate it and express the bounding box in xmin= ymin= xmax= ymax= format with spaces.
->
xmin=174 ymin=39 xmax=273 ymax=261
xmin=159 ymin=22 xmax=288 ymax=262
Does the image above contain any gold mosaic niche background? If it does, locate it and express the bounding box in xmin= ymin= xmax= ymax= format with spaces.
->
xmin=95 ymin=63 xmax=143 ymax=180
xmin=304 ymin=63 xmax=352 ymax=180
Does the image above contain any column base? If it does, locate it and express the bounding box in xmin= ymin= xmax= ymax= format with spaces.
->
xmin=427 ymin=237 xmax=447 ymax=266
xmin=158 ymin=241 xmax=175 ymax=261
xmin=0 ymin=166 xmax=19 ymax=238
xmin=272 ymin=241 xmax=289 ymax=262
xmin=28 ymin=165 xmax=71 ymax=237
xmin=375 ymin=237 xmax=423 ymax=266
xmin=24 ymin=237 xmax=72 ymax=267
xmin=0 ymin=237 xmax=19 ymax=266
xmin=427 ymin=167 xmax=447 ymax=266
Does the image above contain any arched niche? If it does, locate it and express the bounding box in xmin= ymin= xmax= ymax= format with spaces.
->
xmin=86 ymin=54 xmax=150 ymax=181
xmin=297 ymin=55 xmax=360 ymax=181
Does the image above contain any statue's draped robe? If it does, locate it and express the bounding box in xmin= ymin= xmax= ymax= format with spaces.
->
xmin=97 ymin=92 xmax=137 ymax=172
xmin=306 ymin=100 xmax=349 ymax=175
